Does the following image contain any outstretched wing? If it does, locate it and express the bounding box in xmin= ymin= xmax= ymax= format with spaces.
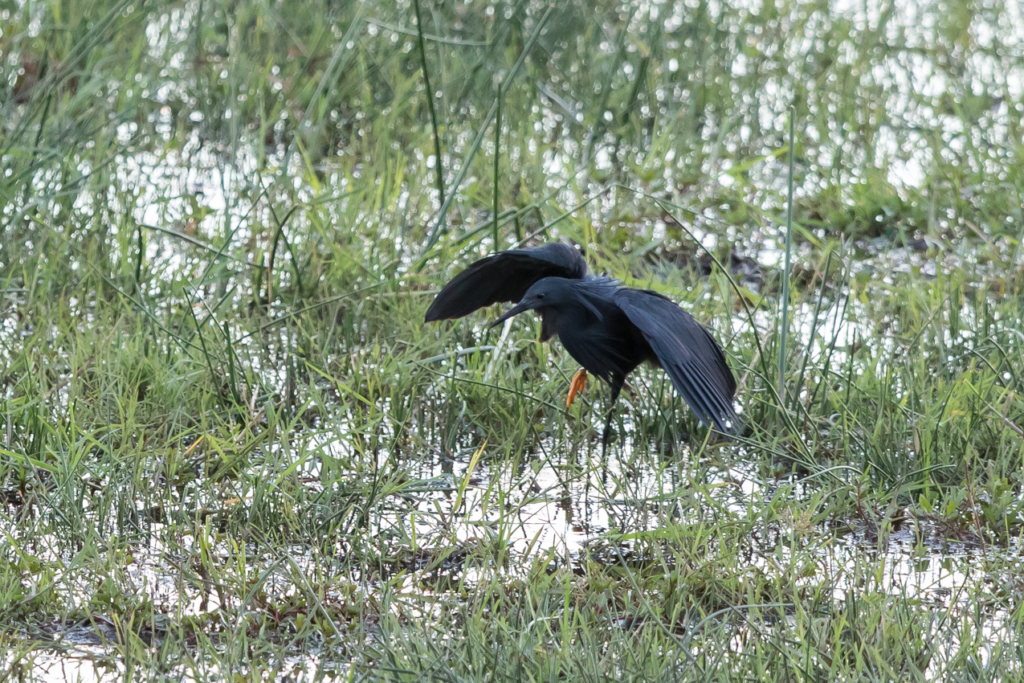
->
xmin=425 ymin=243 xmax=587 ymax=322
xmin=614 ymin=289 xmax=737 ymax=432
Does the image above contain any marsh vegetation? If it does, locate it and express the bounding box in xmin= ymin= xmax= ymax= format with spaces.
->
xmin=2 ymin=0 xmax=1024 ymax=679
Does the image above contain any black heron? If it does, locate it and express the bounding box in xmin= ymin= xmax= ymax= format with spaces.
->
xmin=425 ymin=243 xmax=737 ymax=450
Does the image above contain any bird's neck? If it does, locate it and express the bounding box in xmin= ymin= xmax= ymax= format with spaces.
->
xmin=539 ymin=308 xmax=557 ymax=342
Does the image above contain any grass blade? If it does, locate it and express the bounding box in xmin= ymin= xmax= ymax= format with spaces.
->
xmin=778 ymin=108 xmax=796 ymax=404
xmin=414 ymin=0 xmax=446 ymax=207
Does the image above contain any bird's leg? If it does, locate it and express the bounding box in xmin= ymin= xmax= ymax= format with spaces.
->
xmin=566 ymin=368 xmax=588 ymax=407
xmin=601 ymin=379 xmax=624 ymax=457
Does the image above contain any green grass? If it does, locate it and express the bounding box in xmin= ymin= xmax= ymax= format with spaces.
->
xmin=3 ymin=0 xmax=1024 ymax=679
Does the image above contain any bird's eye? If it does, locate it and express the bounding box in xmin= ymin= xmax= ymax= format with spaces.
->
xmin=536 ymin=293 xmax=545 ymax=299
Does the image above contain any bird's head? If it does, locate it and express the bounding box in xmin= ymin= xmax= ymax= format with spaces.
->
xmin=490 ymin=277 xmax=604 ymax=328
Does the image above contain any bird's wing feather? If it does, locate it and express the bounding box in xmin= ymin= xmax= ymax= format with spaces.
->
xmin=425 ymin=243 xmax=587 ymax=321
xmin=614 ymin=289 xmax=737 ymax=431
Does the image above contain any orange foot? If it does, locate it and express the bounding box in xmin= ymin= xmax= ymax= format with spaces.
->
xmin=566 ymin=368 xmax=588 ymax=407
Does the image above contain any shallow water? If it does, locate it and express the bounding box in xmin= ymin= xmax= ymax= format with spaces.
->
xmin=10 ymin=438 xmax=1013 ymax=681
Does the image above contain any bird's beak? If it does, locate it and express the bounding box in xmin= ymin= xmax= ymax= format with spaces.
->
xmin=489 ymin=301 xmax=531 ymax=329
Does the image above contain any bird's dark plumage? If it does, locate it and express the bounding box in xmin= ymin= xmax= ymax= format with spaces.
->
xmin=425 ymin=243 xmax=737 ymax=447
xmin=424 ymin=243 xmax=587 ymax=322
xmin=612 ymin=288 xmax=736 ymax=431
